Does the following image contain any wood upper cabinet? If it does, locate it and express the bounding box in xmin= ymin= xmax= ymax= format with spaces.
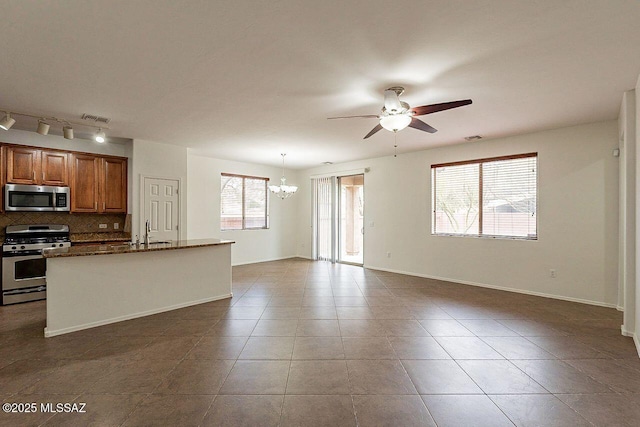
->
xmin=41 ymin=151 xmax=69 ymax=186
xmin=6 ymin=146 xmax=69 ymax=186
xmin=71 ymin=154 xmax=100 ymax=212
xmin=70 ymin=154 xmax=127 ymax=213
xmin=101 ymin=157 xmax=127 ymax=213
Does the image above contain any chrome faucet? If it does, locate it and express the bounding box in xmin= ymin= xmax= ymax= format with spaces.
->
xmin=144 ymin=220 xmax=150 ymax=245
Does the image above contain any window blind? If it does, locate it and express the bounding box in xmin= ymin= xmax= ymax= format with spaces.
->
xmin=432 ymin=153 xmax=537 ymax=239
xmin=220 ymin=174 xmax=269 ymax=230
xmin=314 ymin=176 xmax=333 ymax=261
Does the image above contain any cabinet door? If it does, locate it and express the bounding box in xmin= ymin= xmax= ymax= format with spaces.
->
xmin=41 ymin=150 xmax=69 ymax=186
xmin=6 ymin=147 xmax=39 ymax=184
xmin=101 ymin=157 xmax=127 ymax=213
xmin=71 ymin=154 xmax=100 ymax=212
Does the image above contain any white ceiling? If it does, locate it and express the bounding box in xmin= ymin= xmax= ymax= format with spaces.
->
xmin=1 ymin=1 xmax=639 ymax=169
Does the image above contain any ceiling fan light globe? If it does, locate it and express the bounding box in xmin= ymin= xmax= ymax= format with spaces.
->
xmin=380 ymin=114 xmax=411 ymax=132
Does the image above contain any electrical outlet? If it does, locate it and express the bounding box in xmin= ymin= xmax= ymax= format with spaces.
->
xmin=550 ymin=269 xmax=557 ymax=278
xmin=98 ymin=224 xmax=107 ymax=229
xmin=387 ymin=252 xmax=391 ymax=258
xmin=113 ymin=223 xmax=119 ymax=230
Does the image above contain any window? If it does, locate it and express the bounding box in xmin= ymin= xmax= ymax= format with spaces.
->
xmin=220 ymin=174 xmax=269 ymax=230
xmin=432 ymin=153 xmax=537 ymax=239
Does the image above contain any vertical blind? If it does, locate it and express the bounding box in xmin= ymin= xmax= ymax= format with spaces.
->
xmin=221 ymin=174 xmax=269 ymax=230
xmin=432 ymin=153 xmax=537 ymax=239
xmin=314 ymin=177 xmax=333 ymax=261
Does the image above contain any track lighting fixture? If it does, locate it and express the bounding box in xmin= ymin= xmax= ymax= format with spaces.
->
xmin=0 ymin=113 xmax=15 ymax=130
xmin=37 ymin=120 xmax=50 ymax=135
xmin=95 ymin=128 xmax=106 ymax=143
xmin=63 ymin=126 xmax=74 ymax=140
xmin=0 ymin=108 xmax=109 ymax=142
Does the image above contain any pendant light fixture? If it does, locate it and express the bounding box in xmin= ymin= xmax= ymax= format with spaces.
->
xmin=269 ymin=153 xmax=298 ymax=199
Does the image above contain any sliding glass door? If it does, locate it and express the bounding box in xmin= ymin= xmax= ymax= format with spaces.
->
xmin=338 ymin=174 xmax=364 ymax=265
xmin=312 ymin=173 xmax=364 ymax=265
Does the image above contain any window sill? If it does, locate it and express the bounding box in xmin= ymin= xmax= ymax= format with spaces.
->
xmin=431 ymin=233 xmax=537 ymax=241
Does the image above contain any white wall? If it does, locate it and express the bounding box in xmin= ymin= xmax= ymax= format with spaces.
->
xmin=296 ymin=121 xmax=619 ymax=307
xmin=187 ymin=152 xmax=298 ymax=265
xmin=131 ymin=139 xmax=188 ymax=241
xmin=619 ymin=90 xmax=636 ymax=336
xmin=635 ymin=74 xmax=640 ymax=353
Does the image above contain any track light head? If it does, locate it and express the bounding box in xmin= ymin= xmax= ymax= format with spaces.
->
xmin=95 ymin=128 xmax=106 ymax=143
xmin=0 ymin=113 xmax=15 ymax=130
xmin=37 ymin=120 xmax=50 ymax=135
xmin=63 ymin=126 xmax=74 ymax=140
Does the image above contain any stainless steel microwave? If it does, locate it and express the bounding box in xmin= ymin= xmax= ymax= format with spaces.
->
xmin=4 ymin=184 xmax=70 ymax=212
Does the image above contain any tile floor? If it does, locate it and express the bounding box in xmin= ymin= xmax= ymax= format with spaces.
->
xmin=0 ymin=258 xmax=639 ymax=426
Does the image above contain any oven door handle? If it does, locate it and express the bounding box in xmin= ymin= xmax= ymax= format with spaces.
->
xmin=2 ymin=251 xmax=43 ymax=258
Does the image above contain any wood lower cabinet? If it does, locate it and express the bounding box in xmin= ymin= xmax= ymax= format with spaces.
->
xmin=71 ymin=154 xmax=127 ymax=213
xmin=6 ymin=147 xmax=69 ymax=186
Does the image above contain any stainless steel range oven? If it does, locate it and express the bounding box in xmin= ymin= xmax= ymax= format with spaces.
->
xmin=2 ymin=224 xmax=71 ymax=305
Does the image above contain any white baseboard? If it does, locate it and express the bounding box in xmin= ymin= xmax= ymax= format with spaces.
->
xmin=617 ymin=305 xmax=625 ymax=312
xmin=634 ymin=334 xmax=640 ymax=358
xmin=621 ymin=326 xmax=634 ymax=337
xmin=366 ymin=265 xmax=617 ymax=309
xmin=44 ymin=293 xmax=232 ymax=338
xmin=232 ymin=255 xmax=298 ymax=266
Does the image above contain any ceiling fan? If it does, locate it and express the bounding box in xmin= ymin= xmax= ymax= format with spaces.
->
xmin=328 ymin=86 xmax=472 ymax=139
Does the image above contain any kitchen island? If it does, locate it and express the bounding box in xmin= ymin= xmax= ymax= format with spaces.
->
xmin=43 ymin=239 xmax=234 ymax=337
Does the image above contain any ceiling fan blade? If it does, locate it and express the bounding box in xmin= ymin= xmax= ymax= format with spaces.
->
xmin=383 ymin=89 xmax=403 ymax=113
xmin=327 ymin=114 xmax=379 ymax=119
xmin=409 ymin=117 xmax=437 ymax=133
xmin=363 ymin=124 xmax=383 ymax=139
xmin=411 ymin=99 xmax=472 ymax=116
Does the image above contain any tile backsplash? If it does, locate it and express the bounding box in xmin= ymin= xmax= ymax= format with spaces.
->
xmin=0 ymin=212 xmax=127 ymax=236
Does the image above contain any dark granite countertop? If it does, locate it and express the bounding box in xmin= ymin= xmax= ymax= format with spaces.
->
xmin=71 ymin=233 xmax=132 ymax=243
xmin=43 ymin=238 xmax=235 ymax=258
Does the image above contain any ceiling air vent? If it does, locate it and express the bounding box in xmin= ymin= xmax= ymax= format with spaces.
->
xmin=81 ymin=113 xmax=111 ymax=124
xmin=464 ymin=135 xmax=482 ymax=141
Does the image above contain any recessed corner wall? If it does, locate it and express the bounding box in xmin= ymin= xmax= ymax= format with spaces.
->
xmin=296 ymin=121 xmax=619 ymax=306
xmin=186 ymin=153 xmax=298 ymax=265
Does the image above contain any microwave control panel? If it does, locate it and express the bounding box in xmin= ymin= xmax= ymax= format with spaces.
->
xmin=56 ymin=193 xmax=67 ymax=208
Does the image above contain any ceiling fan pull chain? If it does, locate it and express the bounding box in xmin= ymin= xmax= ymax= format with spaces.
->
xmin=394 ymin=131 xmax=398 ymax=158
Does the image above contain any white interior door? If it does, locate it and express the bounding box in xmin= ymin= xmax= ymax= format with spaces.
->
xmin=143 ymin=177 xmax=179 ymax=242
